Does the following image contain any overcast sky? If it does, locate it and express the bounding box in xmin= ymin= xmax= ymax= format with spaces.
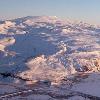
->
xmin=0 ymin=0 xmax=100 ymax=25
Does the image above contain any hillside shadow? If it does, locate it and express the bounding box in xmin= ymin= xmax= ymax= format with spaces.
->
xmin=0 ymin=26 xmax=59 ymax=75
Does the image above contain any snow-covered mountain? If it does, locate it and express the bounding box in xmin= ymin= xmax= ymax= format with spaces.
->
xmin=0 ymin=16 xmax=100 ymax=99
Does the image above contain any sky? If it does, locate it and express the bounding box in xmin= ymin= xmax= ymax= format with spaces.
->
xmin=0 ymin=0 xmax=100 ymax=25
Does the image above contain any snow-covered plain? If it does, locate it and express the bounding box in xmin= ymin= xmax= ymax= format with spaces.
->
xmin=0 ymin=16 xmax=100 ymax=100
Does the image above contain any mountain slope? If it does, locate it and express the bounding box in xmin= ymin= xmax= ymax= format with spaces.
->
xmin=0 ymin=16 xmax=100 ymax=99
